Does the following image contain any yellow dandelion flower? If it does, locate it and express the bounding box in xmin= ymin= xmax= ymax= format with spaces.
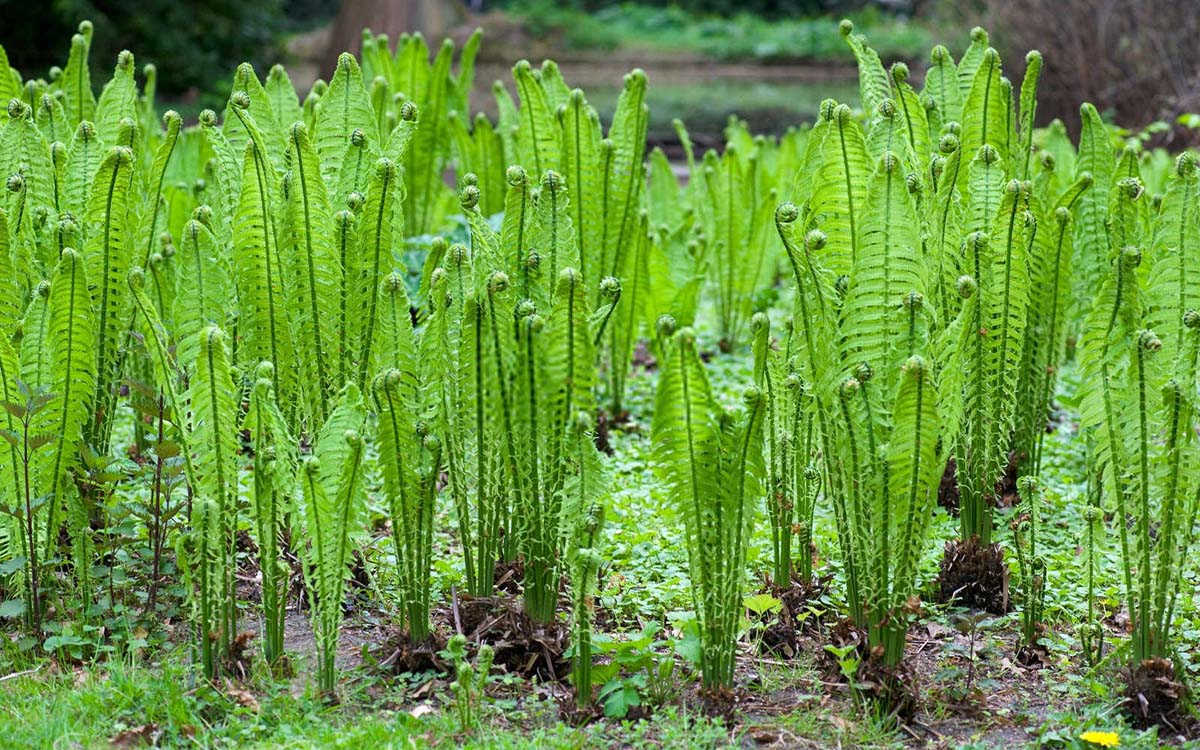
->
xmin=1080 ymin=730 xmax=1119 ymax=747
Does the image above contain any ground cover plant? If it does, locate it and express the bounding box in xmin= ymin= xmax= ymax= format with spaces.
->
xmin=0 ymin=16 xmax=1199 ymax=749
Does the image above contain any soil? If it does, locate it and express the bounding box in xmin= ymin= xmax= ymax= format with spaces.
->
xmin=754 ymin=575 xmax=827 ymax=659
xmin=231 ymin=581 xmax=1158 ymax=748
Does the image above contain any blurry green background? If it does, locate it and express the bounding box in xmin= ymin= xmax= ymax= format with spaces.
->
xmin=2 ymin=0 xmax=1196 ymax=145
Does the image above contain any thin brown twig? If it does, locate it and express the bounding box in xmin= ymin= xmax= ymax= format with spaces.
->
xmin=451 ymin=585 xmax=463 ymax=635
xmin=0 ymin=665 xmax=43 ymax=683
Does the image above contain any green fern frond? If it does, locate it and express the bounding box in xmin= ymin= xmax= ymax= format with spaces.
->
xmin=839 ymin=150 xmax=924 ymax=390
xmin=352 ymin=157 xmax=401 ymax=390
xmin=80 ymin=146 xmax=135 ymax=452
xmin=58 ymin=28 xmax=96 ymax=129
xmin=809 ymin=104 xmax=869 ymax=276
xmin=316 ymin=53 xmax=378 ymax=193
xmin=922 ymin=45 xmax=961 ymax=135
xmin=284 ymin=122 xmax=343 ymax=426
xmin=39 ymin=248 xmax=96 ymax=548
xmin=511 ymin=60 xmax=561 ymax=179
xmin=838 ymin=20 xmax=891 ymax=127
xmin=959 ymin=48 xmax=1008 ymax=192
xmin=172 ymin=218 xmax=233 ymax=372
xmin=559 ymin=90 xmax=603 ymax=291
xmin=300 ymin=382 xmax=367 ymax=694
xmin=93 ymin=50 xmax=137 ymax=151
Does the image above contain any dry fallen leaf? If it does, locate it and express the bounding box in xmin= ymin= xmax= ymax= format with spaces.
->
xmin=109 ymin=723 xmax=161 ymax=748
xmin=751 ymin=728 xmax=779 ymax=744
xmin=222 ymin=680 xmax=261 ymax=711
xmin=409 ymin=703 xmax=435 ymax=718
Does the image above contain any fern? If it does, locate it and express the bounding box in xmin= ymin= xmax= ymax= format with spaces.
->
xmin=777 ymin=92 xmax=949 ymax=673
xmin=563 ymin=413 xmax=608 ymax=705
xmin=188 ymin=326 xmax=240 ymax=678
xmin=808 ymin=104 xmax=870 ymax=277
xmin=1015 ymin=174 xmax=1092 ymax=476
xmin=373 ymin=369 xmax=440 ymax=642
xmin=511 ymin=60 xmax=561 ymax=181
xmin=284 ymin=122 xmax=343 ymax=427
xmin=314 ymin=53 xmax=377 ymax=195
xmin=299 ymin=384 xmax=367 ymax=695
xmin=1071 ymin=103 xmax=1116 ymax=329
xmin=558 ymin=90 xmax=603 ymax=292
xmin=752 ymin=313 xmax=820 ymax=586
xmin=956 ymin=181 xmax=1031 ymax=545
xmin=243 ymin=361 xmax=296 ymax=668
xmin=40 ymin=248 xmax=97 ymax=572
xmin=172 ymin=217 xmax=233 ymax=373
xmin=652 ymin=324 xmax=765 ymax=689
xmin=80 ymin=145 xmax=135 ymax=453
xmin=56 ymin=23 xmax=96 ymax=129
xmin=517 ymin=267 xmax=598 ymax=622
xmin=351 ymin=157 xmax=401 ymax=391
xmin=401 ymin=39 xmax=457 ymax=235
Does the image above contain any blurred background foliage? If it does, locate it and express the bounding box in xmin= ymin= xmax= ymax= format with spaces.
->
xmin=0 ymin=0 xmax=1195 ymax=145
xmin=0 ymin=0 xmax=329 ymax=100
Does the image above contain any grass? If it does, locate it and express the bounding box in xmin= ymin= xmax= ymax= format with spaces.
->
xmin=0 ymin=653 xmax=731 ymax=748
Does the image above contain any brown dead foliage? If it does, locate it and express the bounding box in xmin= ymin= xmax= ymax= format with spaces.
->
xmin=440 ymin=594 xmax=569 ymax=682
xmin=1124 ymin=657 xmax=1191 ymax=732
xmin=937 ymin=537 xmax=1010 ymax=614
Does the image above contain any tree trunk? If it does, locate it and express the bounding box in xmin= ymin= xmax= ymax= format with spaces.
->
xmin=323 ymin=0 xmax=465 ymax=75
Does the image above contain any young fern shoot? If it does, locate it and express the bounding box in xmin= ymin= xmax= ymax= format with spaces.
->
xmin=243 ymin=361 xmax=297 ymax=670
xmin=652 ymin=321 xmax=766 ymax=691
xmin=1010 ymin=476 xmax=1046 ymax=661
xmin=563 ymin=413 xmax=608 ymax=706
xmin=751 ymin=312 xmax=820 ymax=588
xmin=299 ymin=384 xmax=367 ymax=695
xmin=373 ymin=368 xmax=441 ymax=643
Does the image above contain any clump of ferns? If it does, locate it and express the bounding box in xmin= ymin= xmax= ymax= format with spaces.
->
xmin=1102 ymin=322 xmax=1200 ymax=724
xmin=298 ymin=385 xmax=367 ymax=696
xmin=132 ymin=276 xmax=288 ymax=679
xmin=449 ymin=176 xmax=618 ymax=613
xmin=243 ymin=361 xmax=297 ymax=671
xmin=652 ymin=318 xmax=766 ymax=692
xmin=510 ymin=267 xmax=604 ymax=625
xmin=563 ymin=412 xmax=608 ymax=706
xmin=750 ymin=312 xmax=820 ymax=590
xmin=372 ymin=368 xmax=442 ymax=644
xmin=700 ymin=137 xmax=777 ymax=353
xmin=941 ymin=180 xmax=1036 ymax=614
xmin=419 ymin=246 xmax=509 ymax=598
xmin=1079 ymin=164 xmax=1200 ymax=724
xmin=776 ymin=161 xmax=948 ymax=708
xmin=1010 ymin=476 xmax=1047 ymax=664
